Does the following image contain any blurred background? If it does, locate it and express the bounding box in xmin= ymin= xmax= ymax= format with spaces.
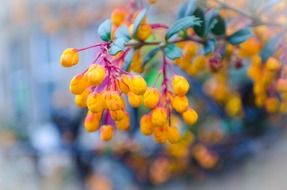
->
xmin=1 ymin=0 xmax=287 ymax=190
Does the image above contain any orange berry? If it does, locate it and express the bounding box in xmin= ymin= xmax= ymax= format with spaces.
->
xmin=130 ymin=75 xmax=147 ymax=95
xmin=276 ymin=79 xmax=287 ymax=93
xmin=151 ymin=107 xmax=168 ymax=127
xmin=110 ymin=109 xmax=125 ymax=121
xmin=265 ymin=97 xmax=279 ymax=113
xmin=265 ymin=57 xmax=281 ymax=72
xmin=105 ymin=91 xmax=125 ymax=111
xmin=100 ymin=125 xmax=113 ymax=141
xmin=136 ymin=24 xmax=152 ymax=41
xmin=130 ymin=50 xmax=143 ymax=73
xmin=153 ymin=127 xmax=167 ymax=144
xmin=239 ymin=38 xmax=260 ymax=58
xmin=166 ymin=127 xmax=180 ymax=144
xmin=60 ymin=48 xmax=79 ymax=67
xmin=74 ymin=88 xmax=90 ymax=108
xmin=115 ymin=112 xmax=130 ymax=131
xmin=118 ymin=75 xmax=130 ymax=93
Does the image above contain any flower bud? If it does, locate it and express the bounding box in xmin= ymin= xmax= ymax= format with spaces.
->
xmin=172 ymin=75 xmax=190 ymax=96
xmin=127 ymin=92 xmax=142 ymax=108
xmin=166 ymin=127 xmax=180 ymax=144
xmin=105 ymin=91 xmax=125 ymax=111
xmin=266 ymin=57 xmax=281 ymax=72
xmin=87 ymin=92 xmax=106 ymax=113
xmin=151 ymin=107 xmax=168 ymax=126
xmin=130 ymin=76 xmax=147 ymax=95
xmin=69 ymin=74 xmax=90 ymax=95
xmin=111 ymin=9 xmax=127 ymax=26
xmin=193 ymin=55 xmax=207 ymax=71
xmin=140 ymin=115 xmax=154 ymax=136
xmin=118 ymin=75 xmax=130 ymax=93
xmin=239 ymin=38 xmax=260 ymax=58
xmin=153 ymin=127 xmax=167 ymax=144
xmin=171 ymin=96 xmax=189 ymax=113
xmin=115 ymin=112 xmax=130 ymax=131
xmin=74 ymin=88 xmax=90 ymax=108
xmin=110 ymin=109 xmax=125 ymax=121
xmin=100 ymin=125 xmax=113 ymax=141
xmin=84 ymin=111 xmax=102 ymax=132
xmin=60 ymin=48 xmax=79 ymax=67
xmin=182 ymin=108 xmax=198 ymax=126
xmin=143 ymin=87 xmax=160 ymax=109
xmin=136 ymin=23 xmax=152 ymax=41
xmin=87 ymin=64 xmax=106 ymax=85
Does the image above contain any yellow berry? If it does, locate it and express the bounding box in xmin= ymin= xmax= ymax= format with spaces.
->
xmin=130 ymin=76 xmax=147 ymax=95
xmin=69 ymin=74 xmax=90 ymax=95
xmin=182 ymin=108 xmax=198 ymax=126
xmin=166 ymin=127 xmax=180 ymax=144
xmin=136 ymin=23 xmax=152 ymax=41
xmin=118 ymin=74 xmax=130 ymax=93
xmin=143 ymin=87 xmax=160 ymax=109
xmin=111 ymin=9 xmax=126 ymax=27
xmin=84 ymin=111 xmax=102 ymax=132
xmin=87 ymin=92 xmax=106 ymax=113
xmin=105 ymin=91 xmax=125 ymax=111
xmin=184 ymin=42 xmax=197 ymax=58
xmin=127 ymin=92 xmax=142 ymax=108
xmin=60 ymin=48 xmax=79 ymax=67
xmin=193 ymin=55 xmax=207 ymax=71
xmin=172 ymin=75 xmax=190 ymax=96
xmin=140 ymin=115 xmax=154 ymax=136
xmin=110 ymin=109 xmax=125 ymax=121
xmin=171 ymin=96 xmax=189 ymax=113
xmin=74 ymin=88 xmax=90 ymax=108
xmin=115 ymin=112 xmax=130 ymax=131
xmin=87 ymin=64 xmax=106 ymax=85
xmin=151 ymin=107 xmax=168 ymax=127
xmin=100 ymin=125 xmax=113 ymax=141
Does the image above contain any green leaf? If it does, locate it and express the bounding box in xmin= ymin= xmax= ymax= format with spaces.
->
xmin=108 ymin=38 xmax=126 ymax=55
xmin=193 ymin=8 xmax=205 ymax=37
xmin=123 ymin=49 xmax=134 ymax=70
xmin=176 ymin=2 xmax=188 ymax=19
xmin=166 ymin=16 xmax=201 ymax=40
xmin=143 ymin=47 xmax=160 ymax=66
xmin=164 ymin=44 xmax=183 ymax=60
xmin=133 ymin=9 xmax=147 ymax=38
xmin=97 ymin=19 xmax=112 ymax=42
xmin=185 ymin=0 xmax=197 ymax=16
xmin=227 ymin=28 xmax=253 ymax=45
xmin=115 ymin=25 xmax=131 ymax=41
xmin=204 ymin=9 xmax=220 ymax=36
xmin=211 ymin=15 xmax=226 ymax=35
xmin=203 ymin=39 xmax=216 ymax=54
xmin=260 ymin=35 xmax=281 ymax=61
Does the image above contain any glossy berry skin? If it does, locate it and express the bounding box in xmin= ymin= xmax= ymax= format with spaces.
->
xmin=60 ymin=48 xmax=79 ymax=67
xmin=182 ymin=108 xmax=198 ymax=126
xmin=172 ymin=75 xmax=190 ymax=96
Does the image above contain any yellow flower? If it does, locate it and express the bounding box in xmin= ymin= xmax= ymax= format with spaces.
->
xmin=172 ymin=75 xmax=190 ymax=96
xmin=171 ymin=96 xmax=189 ymax=113
xmin=105 ymin=91 xmax=125 ymax=111
xmin=60 ymin=48 xmax=79 ymax=67
xmin=110 ymin=109 xmax=125 ymax=121
xmin=100 ymin=125 xmax=113 ymax=141
xmin=143 ymin=87 xmax=160 ymax=109
xmin=166 ymin=127 xmax=180 ymax=144
xmin=182 ymin=108 xmax=198 ymax=126
xmin=111 ymin=9 xmax=127 ymax=26
xmin=130 ymin=76 xmax=147 ymax=95
xmin=87 ymin=92 xmax=106 ymax=113
xmin=140 ymin=115 xmax=154 ymax=136
xmin=84 ymin=111 xmax=102 ymax=132
xmin=115 ymin=112 xmax=130 ymax=131
xmin=74 ymin=88 xmax=90 ymax=108
xmin=136 ymin=23 xmax=152 ymax=41
xmin=127 ymin=92 xmax=142 ymax=108
xmin=69 ymin=74 xmax=90 ymax=95
xmin=87 ymin=64 xmax=106 ymax=85
xmin=151 ymin=107 xmax=168 ymax=127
